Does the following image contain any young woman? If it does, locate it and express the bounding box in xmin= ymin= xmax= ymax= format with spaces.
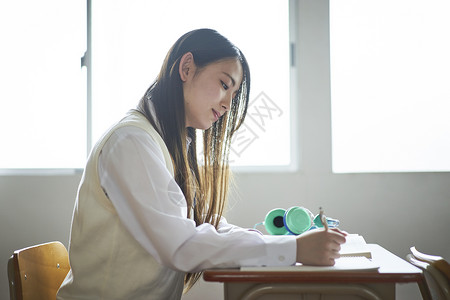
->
xmin=57 ymin=28 xmax=346 ymax=300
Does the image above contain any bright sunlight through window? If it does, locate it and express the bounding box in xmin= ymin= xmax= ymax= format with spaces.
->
xmin=1 ymin=1 xmax=291 ymax=170
xmin=0 ymin=1 xmax=86 ymax=169
xmin=330 ymin=0 xmax=450 ymax=173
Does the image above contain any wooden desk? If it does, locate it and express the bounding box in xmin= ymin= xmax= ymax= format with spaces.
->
xmin=203 ymin=244 xmax=428 ymax=300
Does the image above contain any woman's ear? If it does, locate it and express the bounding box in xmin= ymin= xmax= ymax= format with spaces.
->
xmin=179 ymin=52 xmax=194 ymax=82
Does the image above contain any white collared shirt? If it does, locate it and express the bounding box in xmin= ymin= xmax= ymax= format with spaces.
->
xmin=98 ymin=125 xmax=296 ymax=272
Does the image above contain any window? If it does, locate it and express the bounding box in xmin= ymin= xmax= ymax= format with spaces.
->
xmin=91 ymin=0 xmax=292 ymax=168
xmin=330 ymin=0 xmax=450 ymax=173
xmin=0 ymin=1 xmax=86 ymax=169
xmin=1 ymin=0 xmax=293 ymax=170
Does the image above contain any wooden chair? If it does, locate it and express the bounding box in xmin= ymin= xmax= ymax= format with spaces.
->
xmin=8 ymin=241 xmax=70 ymax=300
xmin=406 ymin=246 xmax=450 ymax=300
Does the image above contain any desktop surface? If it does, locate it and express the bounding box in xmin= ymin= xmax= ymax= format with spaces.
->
xmin=203 ymin=244 xmax=425 ymax=300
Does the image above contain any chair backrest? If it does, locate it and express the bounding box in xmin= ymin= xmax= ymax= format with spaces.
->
xmin=410 ymin=246 xmax=450 ymax=282
xmin=407 ymin=246 xmax=450 ymax=300
xmin=7 ymin=241 xmax=70 ymax=300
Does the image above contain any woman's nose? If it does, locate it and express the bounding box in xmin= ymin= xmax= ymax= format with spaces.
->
xmin=221 ymin=94 xmax=232 ymax=111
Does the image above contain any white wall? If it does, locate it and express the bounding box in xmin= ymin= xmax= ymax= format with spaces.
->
xmin=1 ymin=1 xmax=449 ymax=299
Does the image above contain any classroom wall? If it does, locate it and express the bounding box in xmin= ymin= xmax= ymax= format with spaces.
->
xmin=1 ymin=1 xmax=449 ymax=299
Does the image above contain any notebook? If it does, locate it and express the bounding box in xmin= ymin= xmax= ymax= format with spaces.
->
xmin=240 ymin=234 xmax=379 ymax=272
xmin=241 ymin=257 xmax=379 ymax=272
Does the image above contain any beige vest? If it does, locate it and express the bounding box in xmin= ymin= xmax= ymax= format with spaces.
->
xmin=57 ymin=111 xmax=185 ymax=300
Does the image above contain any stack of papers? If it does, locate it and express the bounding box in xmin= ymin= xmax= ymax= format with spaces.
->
xmin=340 ymin=234 xmax=372 ymax=259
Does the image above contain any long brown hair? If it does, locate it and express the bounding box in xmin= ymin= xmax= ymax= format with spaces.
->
xmin=136 ymin=28 xmax=250 ymax=291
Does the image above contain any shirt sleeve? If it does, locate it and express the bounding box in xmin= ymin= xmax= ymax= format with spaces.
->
xmin=98 ymin=126 xmax=297 ymax=273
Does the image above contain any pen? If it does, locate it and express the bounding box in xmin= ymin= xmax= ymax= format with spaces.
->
xmin=319 ymin=206 xmax=329 ymax=231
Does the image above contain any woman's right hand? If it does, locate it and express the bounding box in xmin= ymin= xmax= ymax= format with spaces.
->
xmin=296 ymin=228 xmax=347 ymax=266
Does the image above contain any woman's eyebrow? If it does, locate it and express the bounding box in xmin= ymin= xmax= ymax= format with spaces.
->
xmin=222 ymin=72 xmax=236 ymax=87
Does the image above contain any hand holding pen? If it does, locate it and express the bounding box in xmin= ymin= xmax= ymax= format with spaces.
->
xmin=295 ymin=207 xmax=347 ymax=265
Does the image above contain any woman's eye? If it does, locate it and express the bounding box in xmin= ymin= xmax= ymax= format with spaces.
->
xmin=221 ymin=81 xmax=229 ymax=90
